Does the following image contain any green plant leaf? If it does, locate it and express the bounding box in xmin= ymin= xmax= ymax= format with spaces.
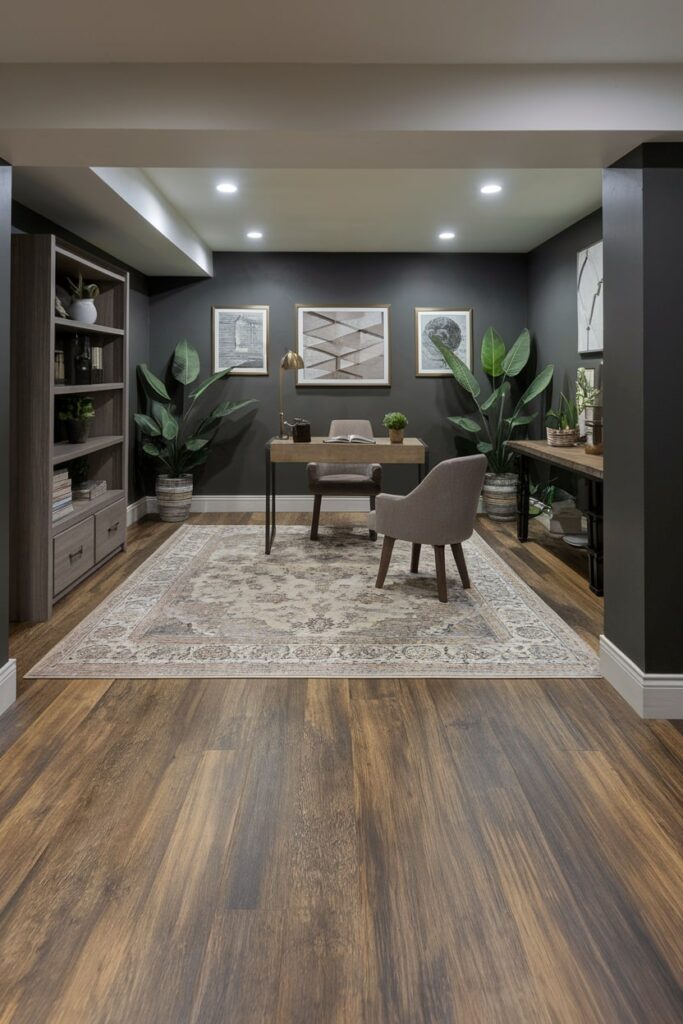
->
xmin=208 ymin=398 xmax=257 ymax=421
xmin=449 ymin=416 xmax=481 ymax=434
xmin=138 ymin=363 xmax=171 ymax=402
xmin=501 ymin=329 xmax=531 ymax=377
xmin=430 ymin=337 xmax=480 ymax=397
xmin=477 ymin=441 xmax=494 ymax=453
xmin=188 ymin=368 xmax=232 ymax=400
xmin=520 ymin=364 xmax=554 ymax=405
xmin=172 ymin=340 xmax=201 ymax=385
xmin=142 ymin=441 xmax=162 ymax=457
xmin=480 ymin=327 xmax=506 ymax=378
xmin=151 ymin=400 xmax=178 ymax=440
xmin=133 ymin=413 xmax=161 ymax=436
xmin=505 ymin=413 xmax=537 ymax=428
xmin=185 ymin=437 xmax=209 ymax=451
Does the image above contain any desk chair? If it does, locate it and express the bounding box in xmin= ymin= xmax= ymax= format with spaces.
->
xmin=307 ymin=419 xmax=382 ymax=540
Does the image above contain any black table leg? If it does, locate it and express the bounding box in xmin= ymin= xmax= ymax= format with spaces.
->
xmin=517 ymin=455 xmax=530 ymax=542
xmin=418 ymin=443 xmax=430 ymax=483
xmin=265 ymin=445 xmax=276 ymax=554
xmin=586 ymin=479 xmax=604 ymax=595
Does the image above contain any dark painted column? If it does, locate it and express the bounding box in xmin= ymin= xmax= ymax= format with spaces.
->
xmin=0 ymin=160 xmax=11 ymax=677
xmin=603 ymin=144 xmax=683 ymax=687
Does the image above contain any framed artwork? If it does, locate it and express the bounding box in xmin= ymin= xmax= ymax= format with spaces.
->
xmin=577 ymin=240 xmax=603 ymax=354
xmin=296 ymin=306 xmax=390 ymax=386
xmin=212 ymin=306 xmax=269 ymax=375
xmin=415 ymin=308 xmax=473 ymax=376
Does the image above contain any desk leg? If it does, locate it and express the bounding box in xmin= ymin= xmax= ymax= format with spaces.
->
xmin=265 ymin=448 xmax=276 ymax=554
xmin=586 ymin=479 xmax=604 ymax=596
xmin=418 ymin=445 xmax=430 ymax=484
xmin=517 ymin=455 xmax=530 ymax=542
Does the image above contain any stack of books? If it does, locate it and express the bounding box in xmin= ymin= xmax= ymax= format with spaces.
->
xmin=52 ymin=470 xmax=73 ymax=523
xmin=72 ymin=479 xmax=107 ymax=502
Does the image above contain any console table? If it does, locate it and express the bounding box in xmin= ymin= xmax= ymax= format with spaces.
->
xmin=507 ymin=439 xmax=604 ymax=595
xmin=265 ymin=437 xmax=429 ymax=554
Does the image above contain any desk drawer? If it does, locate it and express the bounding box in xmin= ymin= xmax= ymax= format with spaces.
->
xmin=95 ymin=498 xmax=126 ymax=562
xmin=54 ymin=518 xmax=95 ymax=595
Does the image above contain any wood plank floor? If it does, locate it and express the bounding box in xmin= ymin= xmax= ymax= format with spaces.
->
xmin=2 ymin=512 xmax=682 ymax=1023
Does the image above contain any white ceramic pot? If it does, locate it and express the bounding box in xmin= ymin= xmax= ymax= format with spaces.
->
xmin=482 ymin=472 xmax=518 ymax=521
xmin=156 ymin=475 xmax=193 ymax=523
xmin=70 ymin=298 xmax=98 ymax=324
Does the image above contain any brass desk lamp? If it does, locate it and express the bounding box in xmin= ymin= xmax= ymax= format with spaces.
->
xmin=279 ymin=349 xmax=304 ymax=438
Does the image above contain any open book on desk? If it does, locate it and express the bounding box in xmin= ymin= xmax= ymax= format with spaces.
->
xmin=323 ymin=434 xmax=376 ymax=444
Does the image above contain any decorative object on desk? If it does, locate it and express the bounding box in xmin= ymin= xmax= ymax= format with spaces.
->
xmin=73 ymin=334 xmax=92 ymax=385
xmin=136 ymin=339 xmax=257 ymax=523
xmin=546 ymin=393 xmax=580 ymax=446
xmin=584 ymin=404 xmax=604 ymax=455
xmin=67 ymin=273 xmax=100 ymax=324
xmin=211 ymin=306 xmax=269 ymax=376
xmin=415 ymin=308 xmax=472 ymax=376
xmin=576 ymin=366 xmax=600 ymax=437
xmin=58 ymin=396 xmax=95 ymax=444
xmin=288 ymin=418 xmax=311 ymax=443
xmin=52 ymin=469 xmax=73 ymax=523
xmin=577 ymin=240 xmax=603 ymax=354
xmin=278 ymin=349 xmax=305 ymax=438
xmin=91 ymin=345 xmax=104 ymax=384
xmin=72 ymin=478 xmax=107 ymax=501
xmin=431 ymin=326 xmax=554 ymax=521
xmin=296 ymin=306 xmax=390 ymax=386
xmin=383 ymin=411 xmax=408 ymax=444
xmin=54 ymin=349 xmax=65 ymax=385
xmin=323 ymin=433 xmax=375 ymax=444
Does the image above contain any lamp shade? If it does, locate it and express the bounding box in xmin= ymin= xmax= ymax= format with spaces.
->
xmin=280 ymin=349 xmax=304 ymax=370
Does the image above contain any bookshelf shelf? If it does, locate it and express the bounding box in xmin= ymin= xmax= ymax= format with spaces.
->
xmin=55 ymin=383 xmax=124 ymax=395
xmin=52 ymin=489 xmax=126 ymax=536
xmin=52 ymin=435 xmax=124 ymax=465
xmin=53 ymin=319 xmax=125 ymax=337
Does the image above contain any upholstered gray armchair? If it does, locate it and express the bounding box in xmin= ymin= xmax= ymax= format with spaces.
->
xmin=368 ymin=454 xmax=487 ymax=602
xmin=307 ymin=419 xmax=382 ymax=540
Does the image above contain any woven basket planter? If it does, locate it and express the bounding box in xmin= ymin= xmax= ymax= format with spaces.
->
xmin=546 ymin=427 xmax=580 ymax=448
xmin=156 ymin=475 xmax=193 ymax=523
xmin=482 ymin=472 xmax=518 ymax=521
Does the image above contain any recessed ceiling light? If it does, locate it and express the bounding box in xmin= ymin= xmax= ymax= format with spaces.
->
xmin=480 ymin=183 xmax=502 ymax=195
xmin=216 ymin=182 xmax=238 ymax=193
xmin=438 ymin=230 xmax=456 ymax=240
xmin=246 ymin=230 xmax=263 ymax=240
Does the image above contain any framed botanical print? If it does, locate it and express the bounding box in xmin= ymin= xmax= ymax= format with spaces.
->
xmin=415 ymin=308 xmax=473 ymax=376
xmin=212 ymin=306 xmax=269 ymax=375
xmin=296 ymin=306 xmax=390 ymax=386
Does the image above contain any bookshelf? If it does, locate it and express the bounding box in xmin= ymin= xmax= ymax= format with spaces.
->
xmin=10 ymin=234 xmax=129 ymax=621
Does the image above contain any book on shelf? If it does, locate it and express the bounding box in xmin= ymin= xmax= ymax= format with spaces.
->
xmin=323 ymin=435 xmax=376 ymax=444
xmin=52 ymin=495 xmax=73 ymax=510
xmin=52 ymin=502 xmax=74 ymax=523
xmin=72 ymin=479 xmax=107 ymax=500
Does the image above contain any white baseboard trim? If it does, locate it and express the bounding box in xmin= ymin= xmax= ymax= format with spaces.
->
xmin=0 ymin=659 xmax=17 ymax=718
xmin=600 ymin=635 xmax=683 ymax=719
xmin=129 ymin=494 xmax=379 ymax=519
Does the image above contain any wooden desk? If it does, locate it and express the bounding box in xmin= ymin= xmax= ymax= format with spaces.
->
xmin=265 ymin=437 xmax=429 ymax=554
xmin=507 ymin=439 xmax=604 ymax=595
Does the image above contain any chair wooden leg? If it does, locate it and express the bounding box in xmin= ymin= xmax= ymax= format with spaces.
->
xmin=410 ymin=543 xmax=421 ymax=573
xmin=369 ymin=495 xmax=377 ymax=541
xmin=375 ymin=536 xmax=395 ymax=589
xmin=451 ymin=542 xmax=470 ymax=589
xmin=434 ymin=545 xmax=448 ymax=602
xmin=310 ymin=494 xmax=322 ymax=540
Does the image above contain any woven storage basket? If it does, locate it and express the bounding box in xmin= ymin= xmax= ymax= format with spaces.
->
xmin=546 ymin=427 xmax=580 ymax=447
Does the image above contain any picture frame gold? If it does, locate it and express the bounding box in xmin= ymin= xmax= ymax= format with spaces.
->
xmin=415 ymin=308 xmax=473 ymax=377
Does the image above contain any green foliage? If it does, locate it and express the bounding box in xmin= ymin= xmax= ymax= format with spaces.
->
xmin=546 ymin=393 xmax=579 ymax=430
xmin=136 ymin=340 xmax=257 ymax=478
xmin=383 ymin=411 xmax=408 ymax=430
xmin=432 ymin=326 xmax=554 ymax=474
xmin=58 ymin=397 xmax=95 ymax=422
xmin=576 ymin=367 xmax=602 ymax=412
xmin=67 ymin=273 xmax=100 ymax=300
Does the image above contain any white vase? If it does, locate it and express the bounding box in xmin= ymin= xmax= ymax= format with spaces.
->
xmin=70 ymin=298 xmax=98 ymax=324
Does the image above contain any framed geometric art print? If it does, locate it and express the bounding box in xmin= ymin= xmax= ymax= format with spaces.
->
xmin=296 ymin=306 xmax=390 ymax=386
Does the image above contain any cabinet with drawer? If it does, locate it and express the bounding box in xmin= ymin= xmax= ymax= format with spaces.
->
xmin=95 ymin=498 xmax=126 ymax=563
xmin=53 ymin=517 xmax=95 ymax=596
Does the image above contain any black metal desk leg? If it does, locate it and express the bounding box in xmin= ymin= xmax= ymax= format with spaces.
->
xmin=265 ymin=445 xmax=276 ymax=554
xmin=418 ymin=443 xmax=430 ymax=483
xmin=586 ymin=480 xmax=604 ymax=596
xmin=517 ymin=456 xmax=530 ymax=542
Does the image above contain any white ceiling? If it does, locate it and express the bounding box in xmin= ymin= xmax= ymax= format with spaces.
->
xmin=144 ymin=168 xmax=602 ymax=253
xmin=2 ymin=0 xmax=683 ymax=62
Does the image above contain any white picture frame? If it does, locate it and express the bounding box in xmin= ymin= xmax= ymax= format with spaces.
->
xmin=415 ymin=308 xmax=473 ymax=376
xmin=212 ymin=306 xmax=269 ymax=375
xmin=296 ymin=306 xmax=390 ymax=386
xmin=577 ymin=241 xmax=604 ymax=354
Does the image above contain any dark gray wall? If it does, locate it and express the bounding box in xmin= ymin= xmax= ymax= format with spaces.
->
xmin=149 ymin=252 xmax=528 ymax=495
xmin=528 ymin=208 xmax=603 ymax=408
xmin=0 ymin=162 xmax=11 ymax=667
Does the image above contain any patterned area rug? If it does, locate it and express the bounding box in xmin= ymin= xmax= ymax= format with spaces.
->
xmin=29 ymin=525 xmax=600 ymax=679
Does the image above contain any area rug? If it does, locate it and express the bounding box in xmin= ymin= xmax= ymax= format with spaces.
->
xmin=28 ymin=525 xmax=600 ymax=679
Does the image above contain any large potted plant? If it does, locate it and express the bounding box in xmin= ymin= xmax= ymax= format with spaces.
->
xmin=431 ymin=327 xmax=554 ymax=520
xmin=135 ymin=340 xmax=256 ymax=523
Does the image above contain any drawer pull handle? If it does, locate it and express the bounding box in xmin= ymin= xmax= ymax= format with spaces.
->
xmin=108 ymin=521 xmax=120 ymax=533
xmin=69 ymin=546 xmax=84 ymax=561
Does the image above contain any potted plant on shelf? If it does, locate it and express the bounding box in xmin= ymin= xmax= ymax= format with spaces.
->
xmin=576 ymin=366 xmax=603 ymax=454
xmin=135 ymin=340 xmax=257 ymax=523
xmin=431 ymin=327 xmax=553 ymax=521
xmin=546 ymin=394 xmax=580 ymax=446
xmin=383 ymin=411 xmax=408 ymax=444
xmin=58 ymin=397 xmax=95 ymax=444
xmin=67 ymin=273 xmax=100 ymax=324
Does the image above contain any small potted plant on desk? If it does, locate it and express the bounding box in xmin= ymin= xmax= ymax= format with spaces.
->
xmin=67 ymin=273 xmax=100 ymax=324
xmin=546 ymin=394 xmax=580 ymax=446
xmin=431 ymin=327 xmax=554 ymax=521
xmin=58 ymin=397 xmax=95 ymax=444
xmin=135 ymin=341 xmax=257 ymax=523
xmin=383 ymin=411 xmax=408 ymax=444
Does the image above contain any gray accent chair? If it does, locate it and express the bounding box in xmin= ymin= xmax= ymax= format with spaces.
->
xmin=307 ymin=419 xmax=382 ymax=541
xmin=368 ymin=454 xmax=487 ymax=602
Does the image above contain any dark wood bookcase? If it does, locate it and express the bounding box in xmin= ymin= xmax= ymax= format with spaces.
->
xmin=10 ymin=235 xmax=129 ymax=621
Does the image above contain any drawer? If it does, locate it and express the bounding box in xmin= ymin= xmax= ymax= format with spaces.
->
xmin=95 ymin=498 xmax=126 ymax=562
xmin=53 ymin=517 xmax=95 ymax=595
